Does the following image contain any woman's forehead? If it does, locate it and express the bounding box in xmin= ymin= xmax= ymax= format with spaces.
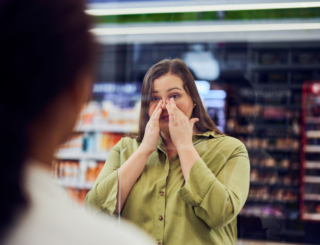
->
xmin=152 ymin=74 xmax=183 ymax=92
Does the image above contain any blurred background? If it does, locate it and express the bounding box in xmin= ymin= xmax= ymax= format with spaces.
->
xmin=52 ymin=0 xmax=320 ymax=244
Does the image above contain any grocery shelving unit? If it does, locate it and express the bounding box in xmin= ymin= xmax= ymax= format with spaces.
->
xmin=222 ymin=42 xmax=320 ymax=241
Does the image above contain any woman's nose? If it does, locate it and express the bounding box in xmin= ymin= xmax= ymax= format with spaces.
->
xmin=161 ymin=99 xmax=166 ymax=110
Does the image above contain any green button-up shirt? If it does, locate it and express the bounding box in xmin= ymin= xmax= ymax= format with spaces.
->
xmin=85 ymin=131 xmax=250 ymax=245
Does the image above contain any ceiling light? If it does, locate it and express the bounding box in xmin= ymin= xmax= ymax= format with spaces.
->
xmin=91 ymin=22 xmax=320 ymax=36
xmin=86 ymin=2 xmax=320 ymax=16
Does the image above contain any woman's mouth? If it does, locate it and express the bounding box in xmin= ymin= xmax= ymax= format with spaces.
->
xmin=160 ymin=115 xmax=169 ymax=120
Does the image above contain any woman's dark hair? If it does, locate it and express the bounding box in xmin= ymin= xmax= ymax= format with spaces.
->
xmin=136 ymin=58 xmax=223 ymax=141
xmin=0 ymin=0 xmax=96 ymax=237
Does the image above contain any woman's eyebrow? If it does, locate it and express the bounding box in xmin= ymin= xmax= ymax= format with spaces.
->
xmin=168 ymin=87 xmax=182 ymax=92
xmin=151 ymin=87 xmax=182 ymax=93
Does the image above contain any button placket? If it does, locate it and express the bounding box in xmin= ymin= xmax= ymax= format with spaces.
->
xmin=156 ymin=175 xmax=167 ymax=243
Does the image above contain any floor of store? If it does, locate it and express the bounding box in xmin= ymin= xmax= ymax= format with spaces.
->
xmin=238 ymin=240 xmax=307 ymax=245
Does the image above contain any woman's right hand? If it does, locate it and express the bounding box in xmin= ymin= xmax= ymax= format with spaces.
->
xmin=139 ymin=100 xmax=162 ymax=154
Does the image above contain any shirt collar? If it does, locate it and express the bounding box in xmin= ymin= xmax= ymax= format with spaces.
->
xmin=157 ymin=130 xmax=223 ymax=153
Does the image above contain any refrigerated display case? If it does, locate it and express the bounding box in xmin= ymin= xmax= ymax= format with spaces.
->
xmin=301 ymin=81 xmax=320 ymax=221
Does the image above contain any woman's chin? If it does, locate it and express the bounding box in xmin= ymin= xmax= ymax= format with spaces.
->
xmin=160 ymin=124 xmax=169 ymax=134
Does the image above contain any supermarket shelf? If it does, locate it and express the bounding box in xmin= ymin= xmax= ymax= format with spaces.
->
xmin=56 ymin=179 xmax=94 ymax=189
xmin=304 ymin=194 xmax=320 ymax=201
xmin=248 ymin=148 xmax=299 ymax=152
xmin=305 ymin=145 xmax=320 ymax=153
xmin=249 ymin=64 xmax=320 ymax=70
xmin=252 ymin=84 xmax=302 ymax=89
xmin=265 ymin=148 xmax=299 ymax=153
xmin=306 ymin=131 xmax=320 ymax=138
xmin=304 ymin=176 xmax=320 ymax=184
xmin=75 ymin=124 xmax=138 ymax=133
xmin=55 ymin=151 xmax=110 ymax=161
xmin=303 ymin=213 xmax=320 ymax=220
xmin=251 ymin=166 xmax=299 ymax=171
xmin=306 ymin=117 xmax=320 ymax=124
xmin=246 ymin=198 xmax=298 ymax=204
xmin=250 ymin=181 xmax=299 ymax=189
xmin=305 ymin=161 xmax=320 ymax=169
xmin=239 ymin=213 xmax=300 ymax=221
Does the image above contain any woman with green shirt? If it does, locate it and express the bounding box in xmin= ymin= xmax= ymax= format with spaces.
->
xmin=85 ymin=58 xmax=250 ymax=245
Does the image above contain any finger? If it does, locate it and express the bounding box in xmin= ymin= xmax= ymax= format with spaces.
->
xmin=170 ymin=98 xmax=178 ymax=111
xmin=170 ymin=98 xmax=184 ymax=118
xmin=153 ymin=107 xmax=162 ymax=121
xmin=189 ymin=118 xmax=199 ymax=128
xmin=166 ymin=102 xmax=175 ymax=120
xmin=151 ymin=100 xmax=162 ymax=118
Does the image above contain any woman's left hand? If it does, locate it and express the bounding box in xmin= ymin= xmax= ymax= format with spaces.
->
xmin=166 ymin=98 xmax=199 ymax=151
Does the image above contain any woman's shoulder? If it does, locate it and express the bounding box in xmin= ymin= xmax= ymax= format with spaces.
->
xmin=115 ymin=136 xmax=141 ymax=150
xmin=206 ymin=131 xmax=247 ymax=151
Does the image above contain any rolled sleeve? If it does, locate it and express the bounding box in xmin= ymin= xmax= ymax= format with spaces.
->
xmin=85 ymin=141 xmax=122 ymax=215
xmin=177 ymin=158 xmax=216 ymax=206
xmin=177 ymin=142 xmax=250 ymax=229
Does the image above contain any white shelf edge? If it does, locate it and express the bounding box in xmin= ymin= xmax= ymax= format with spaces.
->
xmin=55 ymin=179 xmax=94 ymax=189
xmin=306 ymin=117 xmax=320 ymax=124
xmin=304 ymin=176 xmax=320 ymax=184
xmin=305 ymin=161 xmax=320 ymax=169
xmin=304 ymin=194 xmax=320 ymax=201
xmin=306 ymin=131 xmax=320 ymax=138
xmin=75 ymin=124 xmax=138 ymax=133
xmin=305 ymin=145 xmax=320 ymax=152
xmin=55 ymin=151 xmax=110 ymax=161
xmin=303 ymin=213 xmax=320 ymax=220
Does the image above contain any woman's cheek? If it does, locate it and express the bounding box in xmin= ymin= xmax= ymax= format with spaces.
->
xmin=176 ymin=101 xmax=192 ymax=117
xmin=148 ymin=104 xmax=156 ymax=117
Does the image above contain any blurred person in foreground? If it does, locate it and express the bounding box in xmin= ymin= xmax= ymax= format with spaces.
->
xmin=85 ymin=59 xmax=250 ymax=245
xmin=0 ymin=0 xmax=154 ymax=244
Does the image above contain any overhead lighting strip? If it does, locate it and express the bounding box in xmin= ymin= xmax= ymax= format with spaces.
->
xmin=86 ymin=2 xmax=320 ymax=16
xmin=92 ymin=22 xmax=320 ymax=36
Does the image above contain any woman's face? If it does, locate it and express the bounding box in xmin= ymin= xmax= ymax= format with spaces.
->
xmin=148 ymin=73 xmax=194 ymax=134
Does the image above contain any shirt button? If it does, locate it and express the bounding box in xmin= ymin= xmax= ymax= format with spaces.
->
xmin=158 ymin=216 xmax=163 ymax=221
xmin=159 ymin=191 xmax=164 ymax=196
xmin=177 ymin=154 xmax=179 ymax=158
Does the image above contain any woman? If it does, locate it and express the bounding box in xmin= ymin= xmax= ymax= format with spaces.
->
xmin=85 ymin=59 xmax=250 ymax=245
xmin=0 ymin=0 xmax=153 ymax=244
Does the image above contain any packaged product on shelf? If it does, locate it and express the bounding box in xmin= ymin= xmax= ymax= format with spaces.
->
xmin=275 ymin=189 xmax=284 ymax=202
xmin=82 ymin=132 xmax=95 ymax=152
xmin=65 ymin=188 xmax=88 ymax=207
xmin=279 ymin=159 xmax=290 ymax=168
xmin=86 ymin=160 xmax=97 ymax=183
xmin=282 ymin=174 xmax=292 ymax=186
xmin=79 ymin=101 xmax=101 ymax=127
xmin=79 ymin=160 xmax=88 ymax=185
xmin=60 ymin=133 xmax=84 ymax=153
xmin=250 ymin=169 xmax=259 ymax=182
xmin=79 ymin=189 xmax=88 ymax=207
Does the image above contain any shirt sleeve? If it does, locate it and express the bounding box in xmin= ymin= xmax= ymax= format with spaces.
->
xmin=177 ymin=142 xmax=250 ymax=229
xmin=84 ymin=141 xmax=121 ymax=215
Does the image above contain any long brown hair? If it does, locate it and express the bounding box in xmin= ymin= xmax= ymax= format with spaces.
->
xmin=0 ymin=0 xmax=96 ymax=237
xmin=136 ymin=58 xmax=223 ymax=142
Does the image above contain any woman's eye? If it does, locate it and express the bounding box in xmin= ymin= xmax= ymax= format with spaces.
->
xmin=151 ymin=97 xmax=158 ymax=102
xmin=171 ymin=94 xmax=179 ymax=99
